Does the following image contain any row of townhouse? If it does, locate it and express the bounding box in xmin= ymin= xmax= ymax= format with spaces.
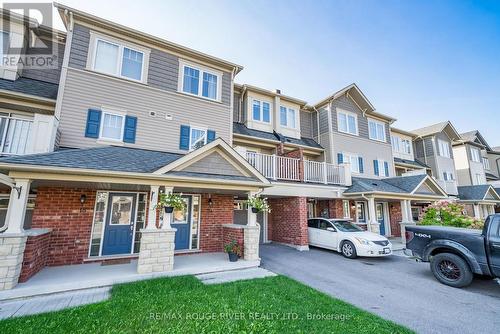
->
xmin=0 ymin=3 xmax=498 ymax=290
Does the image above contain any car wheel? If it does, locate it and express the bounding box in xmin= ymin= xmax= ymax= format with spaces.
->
xmin=341 ymin=241 xmax=357 ymax=259
xmin=430 ymin=253 xmax=473 ymax=288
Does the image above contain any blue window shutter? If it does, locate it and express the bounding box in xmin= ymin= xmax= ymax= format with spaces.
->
xmin=85 ymin=109 xmax=101 ymax=138
xmin=337 ymin=153 xmax=344 ymax=164
xmin=358 ymin=157 xmax=364 ymax=173
xmin=179 ymin=125 xmax=190 ymax=150
xmin=373 ymin=160 xmax=379 ymax=176
xmin=123 ymin=116 xmax=137 ymax=143
xmin=384 ymin=161 xmax=389 ymax=176
xmin=207 ymin=130 xmax=216 ymax=143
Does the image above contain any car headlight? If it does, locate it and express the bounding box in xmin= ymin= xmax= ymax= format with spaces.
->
xmin=354 ymin=237 xmax=373 ymax=245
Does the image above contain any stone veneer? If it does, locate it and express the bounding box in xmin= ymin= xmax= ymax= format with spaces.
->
xmin=137 ymin=228 xmax=176 ymax=274
xmin=0 ymin=233 xmax=27 ymax=290
xmin=243 ymin=225 xmax=260 ymax=261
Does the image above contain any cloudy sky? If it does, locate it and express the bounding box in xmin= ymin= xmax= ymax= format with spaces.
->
xmin=6 ymin=0 xmax=500 ymax=144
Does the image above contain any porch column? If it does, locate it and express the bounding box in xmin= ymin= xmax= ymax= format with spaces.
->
xmin=245 ymin=191 xmax=260 ymax=261
xmin=146 ymin=185 xmax=159 ymax=229
xmin=247 ymin=191 xmax=257 ymax=226
xmin=5 ymin=179 xmax=31 ymax=234
xmin=161 ymin=187 xmax=173 ymax=230
xmin=367 ymin=196 xmax=379 ymax=233
xmin=400 ymin=200 xmax=409 ymax=223
xmin=473 ymin=204 xmax=481 ymax=219
xmin=405 ymin=200 xmax=413 ymax=223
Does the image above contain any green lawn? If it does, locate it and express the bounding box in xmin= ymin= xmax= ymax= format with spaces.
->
xmin=0 ymin=275 xmax=412 ymax=333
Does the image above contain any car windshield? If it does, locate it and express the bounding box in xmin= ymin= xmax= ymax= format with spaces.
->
xmin=330 ymin=220 xmax=363 ymax=232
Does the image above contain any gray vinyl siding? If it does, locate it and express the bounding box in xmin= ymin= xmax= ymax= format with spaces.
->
xmin=300 ymin=110 xmax=313 ymax=138
xmin=21 ymin=39 xmax=65 ymax=84
xmin=318 ymin=108 xmax=329 ymax=134
xmin=67 ymin=24 xmax=231 ymax=106
xmin=58 ymin=69 xmax=231 ymax=153
xmin=311 ymin=111 xmax=318 ymax=139
xmin=233 ymin=91 xmax=241 ymax=122
xmin=182 ymin=152 xmax=243 ymax=176
xmin=424 ymin=137 xmax=435 ymax=156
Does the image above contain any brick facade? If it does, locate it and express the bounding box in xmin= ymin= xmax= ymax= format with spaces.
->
xmin=19 ymin=231 xmax=51 ymax=282
xmin=315 ymin=199 xmax=356 ymax=220
xmin=280 ymin=148 xmax=305 ymax=181
xmin=389 ymin=202 xmax=402 ymax=237
xmin=222 ymin=225 xmax=244 ymax=258
xmin=199 ymin=194 xmax=234 ymax=252
xmin=268 ymin=197 xmax=308 ymax=247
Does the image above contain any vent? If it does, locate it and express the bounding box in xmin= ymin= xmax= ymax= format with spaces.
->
xmin=149 ymin=111 xmax=156 ymax=117
xmin=274 ymin=89 xmax=281 ymax=94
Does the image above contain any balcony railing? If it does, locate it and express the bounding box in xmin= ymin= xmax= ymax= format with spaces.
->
xmin=245 ymin=152 xmax=350 ymax=186
xmin=0 ymin=116 xmax=33 ymax=155
xmin=435 ymin=179 xmax=458 ymax=196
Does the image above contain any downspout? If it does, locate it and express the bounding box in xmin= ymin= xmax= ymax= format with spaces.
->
xmin=239 ymin=85 xmax=247 ymax=123
xmin=312 ymin=106 xmax=325 ymax=162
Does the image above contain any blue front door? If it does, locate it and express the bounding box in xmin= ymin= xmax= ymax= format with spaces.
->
xmin=376 ymin=203 xmax=386 ymax=235
xmin=102 ymin=193 xmax=137 ymax=256
xmin=171 ymin=195 xmax=192 ymax=250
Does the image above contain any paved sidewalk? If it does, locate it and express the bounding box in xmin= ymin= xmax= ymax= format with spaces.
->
xmin=0 ymin=287 xmax=111 ymax=320
xmin=196 ymin=267 xmax=276 ymax=284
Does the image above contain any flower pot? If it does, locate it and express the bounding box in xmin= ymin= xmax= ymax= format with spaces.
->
xmin=164 ymin=206 xmax=174 ymax=213
xmin=228 ymin=252 xmax=239 ymax=262
xmin=251 ymin=207 xmax=259 ymax=214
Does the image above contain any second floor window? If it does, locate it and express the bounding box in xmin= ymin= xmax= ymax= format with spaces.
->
xmin=368 ymin=119 xmax=386 ymax=142
xmin=280 ymin=106 xmax=296 ymax=128
xmin=181 ymin=63 xmax=220 ymax=101
xmin=100 ymin=112 xmax=125 ymax=141
xmin=252 ymin=100 xmax=270 ymax=123
xmin=470 ymin=147 xmax=481 ymax=163
xmin=391 ymin=136 xmax=412 ymax=154
xmin=443 ymin=171 xmax=454 ymax=181
xmin=190 ymin=127 xmax=207 ymax=150
xmin=93 ymin=39 xmax=145 ymax=82
xmin=337 ymin=111 xmax=357 ymax=135
xmin=483 ymin=157 xmax=490 ymax=170
xmin=438 ymin=139 xmax=451 ymax=158
xmin=0 ymin=31 xmax=9 ymax=58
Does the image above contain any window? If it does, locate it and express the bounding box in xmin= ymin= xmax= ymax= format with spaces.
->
xmin=375 ymin=160 xmax=389 ymax=177
xmin=368 ymin=119 xmax=386 ymax=142
xmin=190 ymin=127 xmax=207 ymax=150
xmin=0 ymin=113 xmax=33 ymax=155
xmin=180 ymin=61 xmax=221 ymax=101
xmin=318 ymin=220 xmax=332 ymax=230
xmin=342 ymin=200 xmax=350 ymax=218
xmin=475 ymin=173 xmax=483 ymax=185
xmin=280 ymin=106 xmax=296 ymax=128
xmin=337 ymin=111 xmax=357 ymax=135
xmin=356 ymin=202 xmax=366 ymax=223
xmin=308 ymin=219 xmax=318 ymax=228
xmin=100 ymin=112 xmax=125 ymax=141
xmin=93 ymin=38 xmax=145 ymax=81
xmin=438 ymin=139 xmax=451 ymax=158
xmin=0 ymin=31 xmax=10 ymax=57
xmin=483 ymin=157 xmax=491 ymax=170
xmin=342 ymin=153 xmax=361 ymax=173
xmin=470 ymin=147 xmax=481 ymax=163
xmin=252 ymin=100 xmax=271 ymax=123
xmin=443 ymin=171 xmax=454 ymax=181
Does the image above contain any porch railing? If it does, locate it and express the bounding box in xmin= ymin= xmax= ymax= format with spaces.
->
xmin=0 ymin=116 xmax=33 ymax=155
xmin=304 ymin=160 xmax=346 ymax=185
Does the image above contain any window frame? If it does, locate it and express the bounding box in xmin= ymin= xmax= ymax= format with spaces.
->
xmin=178 ymin=59 xmax=222 ymax=102
xmin=189 ymin=126 xmax=208 ymax=151
xmin=90 ymin=34 xmax=148 ymax=83
xmin=0 ymin=30 xmax=10 ymax=59
xmin=342 ymin=200 xmax=351 ymax=219
xmin=342 ymin=152 xmax=361 ymax=174
xmin=470 ymin=147 xmax=481 ymax=163
xmin=438 ymin=139 xmax=451 ymax=158
xmin=483 ymin=157 xmax=491 ymax=170
xmin=279 ymin=105 xmax=297 ymax=129
xmin=99 ymin=109 xmax=126 ymax=142
xmin=368 ymin=118 xmax=386 ymax=142
xmin=377 ymin=159 xmax=389 ymax=177
xmin=252 ymin=99 xmax=272 ymax=124
xmin=337 ymin=110 xmax=358 ymax=136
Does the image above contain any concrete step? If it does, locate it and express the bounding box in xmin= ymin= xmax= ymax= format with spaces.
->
xmin=196 ymin=267 xmax=276 ymax=285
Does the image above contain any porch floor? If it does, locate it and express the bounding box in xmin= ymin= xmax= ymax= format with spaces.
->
xmin=0 ymin=253 xmax=260 ymax=301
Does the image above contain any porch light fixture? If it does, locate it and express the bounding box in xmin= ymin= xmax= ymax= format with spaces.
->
xmin=80 ymin=194 xmax=87 ymax=212
xmin=208 ymin=194 xmax=214 ymax=211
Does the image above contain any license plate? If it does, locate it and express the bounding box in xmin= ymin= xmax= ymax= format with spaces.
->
xmin=383 ymin=248 xmax=390 ymax=254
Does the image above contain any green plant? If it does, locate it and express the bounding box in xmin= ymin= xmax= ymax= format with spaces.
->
xmin=245 ymin=195 xmax=271 ymax=213
xmin=224 ymin=239 xmax=241 ymax=255
xmin=156 ymin=193 xmax=186 ymax=211
xmin=419 ymin=201 xmax=483 ymax=229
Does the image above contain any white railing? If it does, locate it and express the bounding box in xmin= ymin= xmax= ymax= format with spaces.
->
xmin=0 ymin=116 xmax=33 ymax=155
xmin=304 ymin=160 xmax=347 ymax=185
xmin=276 ymin=155 xmax=300 ymax=181
xmin=435 ymin=179 xmax=458 ymax=195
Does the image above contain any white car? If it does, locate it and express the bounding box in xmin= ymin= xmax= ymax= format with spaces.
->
xmin=307 ymin=218 xmax=392 ymax=258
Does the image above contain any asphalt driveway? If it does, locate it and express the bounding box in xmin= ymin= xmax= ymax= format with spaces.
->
xmin=260 ymin=243 xmax=500 ymax=334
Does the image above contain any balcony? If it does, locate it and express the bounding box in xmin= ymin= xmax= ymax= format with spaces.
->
xmin=245 ymin=152 xmax=351 ymax=186
xmin=0 ymin=116 xmax=33 ymax=155
xmin=435 ymin=179 xmax=458 ymax=196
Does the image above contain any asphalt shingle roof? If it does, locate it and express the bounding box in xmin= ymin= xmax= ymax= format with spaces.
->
xmin=167 ymin=171 xmax=258 ymax=182
xmin=0 ymin=146 xmax=182 ymax=173
xmin=0 ymin=77 xmax=59 ymax=100
xmin=486 ymin=172 xmax=499 ymax=181
xmin=344 ymin=174 xmax=429 ymax=194
xmin=233 ymin=122 xmax=323 ymax=149
xmin=394 ymin=157 xmax=429 ymax=168
xmin=457 ymin=185 xmax=495 ymax=201
xmin=411 ymin=122 xmax=449 ymax=137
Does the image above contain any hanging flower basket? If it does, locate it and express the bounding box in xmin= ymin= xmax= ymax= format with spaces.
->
xmin=156 ymin=193 xmax=186 ymax=213
xmin=245 ymin=195 xmax=271 ymax=214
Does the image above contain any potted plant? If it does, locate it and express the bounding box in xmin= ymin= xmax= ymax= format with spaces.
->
xmin=245 ymin=195 xmax=271 ymax=213
xmin=156 ymin=192 xmax=186 ymax=213
xmin=224 ymin=239 xmax=241 ymax=262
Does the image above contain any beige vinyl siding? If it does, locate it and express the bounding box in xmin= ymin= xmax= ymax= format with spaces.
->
xmin=58 ymin=68 xmax=231 ymax=153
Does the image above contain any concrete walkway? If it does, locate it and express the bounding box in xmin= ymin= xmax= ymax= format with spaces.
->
xmin=196 ymin=267 xmax=276 ymax=284
xmin=0 ymin=287 xmax=110 ymax=320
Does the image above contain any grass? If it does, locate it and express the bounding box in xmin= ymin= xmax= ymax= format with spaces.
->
xmin=0 ymin=275 xmax=412 ymax=333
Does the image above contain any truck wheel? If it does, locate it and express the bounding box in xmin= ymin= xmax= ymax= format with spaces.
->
xmin=430 ymin=253 xmax=473 ymax=288
xmin=341 ymin=241 xmax=357 ymax=259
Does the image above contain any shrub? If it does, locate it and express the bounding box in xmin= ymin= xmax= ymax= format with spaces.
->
xmin=420 ymin=201 xmax=483 ymax=229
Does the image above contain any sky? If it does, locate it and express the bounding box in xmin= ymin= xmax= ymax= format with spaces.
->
xmin=5 ymin=0 xmax=500 ymax=145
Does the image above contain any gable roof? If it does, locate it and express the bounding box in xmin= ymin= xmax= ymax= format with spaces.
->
xmin=394 ymin=157 xmax=429 ymax=169
xmin=412 ymin=121 xmax=461 ymax=141
xmin=457 ymin=185 xmax=500 ymax=202
xmin=312 ymin=83 xmax=396 ymax=123
xmin=455 ymin=130 xmax=492 ymax=151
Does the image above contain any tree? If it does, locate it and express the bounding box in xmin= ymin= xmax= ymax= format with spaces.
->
xmin=420 ymin=201 xmax=483 ymax=229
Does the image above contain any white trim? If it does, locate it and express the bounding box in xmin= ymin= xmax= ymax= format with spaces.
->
xmin=178 ymin=59 xmax=222 ymax=103
xmin=251 ymin=99 xmax=272 ymax=124
xmin=368 ymin=118 xmax=386 ymax=142
xmin=188 ymin=125 xmax=208 ymax=152
xmin=98 ymin=109 xmax=127 ymax=142
xmin=279 ymin=105 xmax=297 ymax=129
xmin=437 ymin=139 xmax=451 ymax=158
xmin=337 ymin=109 xmax=359 ymax=136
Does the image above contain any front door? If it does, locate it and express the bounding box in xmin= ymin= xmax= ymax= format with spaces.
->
xmin=102 ymin=193 xmax=137 ymax=256
xmin=376 ymin=203 xmax=386 ymax=235
xmin=171 ymin=195 xmax=192 ymax=250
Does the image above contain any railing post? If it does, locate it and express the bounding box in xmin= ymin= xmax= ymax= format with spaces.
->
xmin=272 ymin=155 xmax=277 ymax=180
xmin=322 ymin=162 xmax=327 ymax=184
xmin=341 ymin=163 xmax=352 ymax=186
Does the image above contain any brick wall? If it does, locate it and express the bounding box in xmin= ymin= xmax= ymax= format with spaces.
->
xmin=19 ymin=231 xmax=51 ymax=282
xmin=31 ymin=188 xmax=96 ymax=266
xmin=222 ymin=226 xmax=244 ymax=258
xmin=268 ymin=197 xmax=308 ymax=247
xmin=199 ymin=194 xmax=234 ymax=252
xmin=315 ymin=199 xmax=356 ymax=219
xmin=389 ymin=202 xmax=402 ymax=237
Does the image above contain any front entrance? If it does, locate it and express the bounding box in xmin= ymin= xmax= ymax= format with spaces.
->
xmin=171 ymin=195 xmax=192 ymax=250
xmin=102 ymin=193 xmax=137 ymax=256
xmin=376 ymin=203 xmax=386 ymax=236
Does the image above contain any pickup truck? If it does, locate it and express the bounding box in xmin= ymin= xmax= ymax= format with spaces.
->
xmin=405 ymin=214 xmax=500 ymax=288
